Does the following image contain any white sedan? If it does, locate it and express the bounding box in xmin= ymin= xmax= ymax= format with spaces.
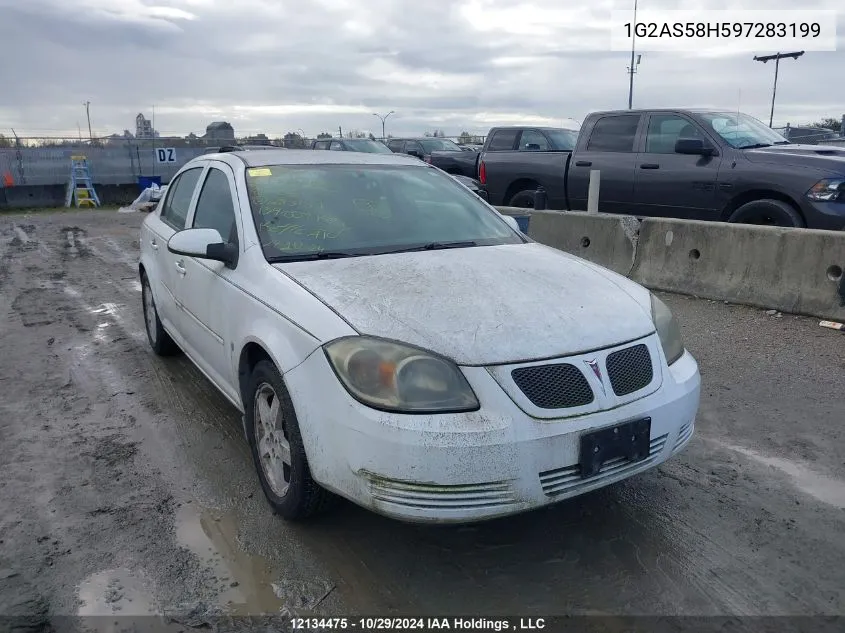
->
xmin=139 ymin=149 xmax=701 ymax=523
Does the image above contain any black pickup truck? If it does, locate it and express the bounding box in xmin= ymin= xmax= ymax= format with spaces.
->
xmin=387 ymin=137 xmax=480 ymax=178
xmin=478 ymin=110 xmax=845 ymax=230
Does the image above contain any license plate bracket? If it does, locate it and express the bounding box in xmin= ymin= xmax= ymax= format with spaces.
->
xmin=579 ymin=417 xmax=652 ymax=479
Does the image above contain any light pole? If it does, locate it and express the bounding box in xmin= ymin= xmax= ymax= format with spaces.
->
xmin=627 ymin=0 xmax=639 ymax=109
xmin=372 ymin=111 xmax=394 ymax=140
xmin=753 ymin=51 xmax=804 ymax=127
xmin=83 ymin=101 xmax=93 ymax=140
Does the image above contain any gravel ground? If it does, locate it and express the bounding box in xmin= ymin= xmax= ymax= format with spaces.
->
xmin=0 ymin=209 xmax=842 ymax=631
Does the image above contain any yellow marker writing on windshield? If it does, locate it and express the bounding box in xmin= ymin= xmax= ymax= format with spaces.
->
xmin=248 ymin=168 xmax=272 ymax=177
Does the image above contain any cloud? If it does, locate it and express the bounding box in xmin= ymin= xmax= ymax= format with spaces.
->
xmin=0 ymin=0 xmax=842 ymax=138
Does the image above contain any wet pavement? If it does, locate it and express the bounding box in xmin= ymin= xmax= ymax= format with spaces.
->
xmin=1 ymin=209 xmax=843 ymax=625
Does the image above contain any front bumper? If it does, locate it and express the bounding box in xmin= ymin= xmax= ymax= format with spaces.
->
xmin=800 ymin=199 xmax=845 ymax=231
xmin=284 ymin=344 xmax=701 ymax=523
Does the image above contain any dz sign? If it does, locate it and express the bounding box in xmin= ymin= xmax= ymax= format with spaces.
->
xmin=156 ymin=148 xmax=176 ymax=163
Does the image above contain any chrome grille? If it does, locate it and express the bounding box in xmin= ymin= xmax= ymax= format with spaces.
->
xmin=605 ymin=344 xmax=653 ymax=396
xmin=511 ymin=363 xmax=594 ymax=409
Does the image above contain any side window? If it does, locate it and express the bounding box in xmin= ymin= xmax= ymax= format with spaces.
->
xmin=160 ymin=167 xmax=203 ymax=229
xmin=487 ymin=129 xmax=520 ymax=151
xmin=314 ymin=141 xmax=330 ymax=150
xmin=585 ymin=115 xmax=641 ymax=152
xmin=388 ymin=140 xmax=404 ymax=152
xmin=518 ymin=130 xmax=550 ymax=151
xmin=192 ymin=168 xmax=239 ymax=246
xmin=407 ymin=141 xmax=424 ymax=154
xmin=329 ymin=141 xmax=345 ymax=151
xmin=645 ymin=115 xmax=706 ymax=153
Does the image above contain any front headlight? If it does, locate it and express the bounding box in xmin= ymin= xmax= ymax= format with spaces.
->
xmin=650 ymin=294 xmax=685 ymax=366
xmin=806 ymin=178 xmax=844 ymax=202
xmin=324 ymin=336 xmax=480 ymax=413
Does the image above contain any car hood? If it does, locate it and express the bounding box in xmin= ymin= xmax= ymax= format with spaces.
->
xmin=273 ymin=243 xmax=655 ymax=365
xmin=744 ymin=144 xmax=845 ymax=172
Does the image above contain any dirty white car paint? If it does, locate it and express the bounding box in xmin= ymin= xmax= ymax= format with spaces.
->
xmin=139 ymin=149 xmax=701 ymax=524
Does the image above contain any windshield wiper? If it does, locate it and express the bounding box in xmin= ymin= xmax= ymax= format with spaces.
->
xmin=773 ymin=140 xmax=791 ymax=145
xmin=738 ymin=143 xmax=773 ymax=149
xmin=377 ymin=240 xmax=479 ymax=255
xmin=267 ymin=251 xmax=360 ymax=263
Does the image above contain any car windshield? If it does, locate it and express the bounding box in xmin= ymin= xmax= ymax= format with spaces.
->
xmin=545 ymin=129 xmax=579 ymax=150
xmin=245 ymin=164 xmax=523 ymax=260
xmin=698 ymin=112 xmax=790 ymax=149
xmin=419 ymin=139 xmax=462 ymax=152
xmin=344 ymin=139 xmax=393 ymax=154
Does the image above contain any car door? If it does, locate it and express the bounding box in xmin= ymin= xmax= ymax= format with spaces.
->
xmin=145 ymin=166 xmax=204 ymax=338
xmin=171 ymin=163 xmax=243 ymax=402
xmin=567 ymin=114 xmax=643 ymax=215
xmin=632 ymin=113 xmax=723 ymax=219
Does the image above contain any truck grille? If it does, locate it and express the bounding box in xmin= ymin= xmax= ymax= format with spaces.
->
xmin=511 ymin=363 xmax=594 ymax=409
xmin=605 ymin=344 xmax=653 ymax=396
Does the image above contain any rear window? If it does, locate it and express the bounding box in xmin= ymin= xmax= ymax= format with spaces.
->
xmin=420 ymin=139 xmax=461 ymax=152
xmin=486 ymin=130 xmax=519 ymax=151
xmin=585 ymin=115 xmax=641 ymax=152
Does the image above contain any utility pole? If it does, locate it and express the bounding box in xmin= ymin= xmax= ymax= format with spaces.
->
xmin=338 ymin=125 xmax=342 ymax=138
xmin=753 ymin=51 xmax=804 ymax=127
xmin=372 ymin=111 xmax=395 ymax=140
xmin=627 ymin=0 xmax=639 ymax=109
xmin=83 ymin=101 xmax=93 ymax=141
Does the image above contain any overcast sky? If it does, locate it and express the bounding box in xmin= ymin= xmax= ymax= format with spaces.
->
xmin=0 ymin=0 xmax=843 ymax=139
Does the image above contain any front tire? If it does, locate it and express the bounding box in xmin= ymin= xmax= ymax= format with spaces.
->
xmin=141 ymin=273 xmax=179 ymax=356
xmin=727 ymin=199 xmax=805 ymax=228
xmin=245 ymin=360 xmax=332 ymax=520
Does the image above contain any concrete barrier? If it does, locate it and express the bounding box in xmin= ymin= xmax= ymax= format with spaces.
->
xmin=631 ymin=218 xmax=845 ymax=321
xmin=523 ymin=210 xmax=640 ymax=277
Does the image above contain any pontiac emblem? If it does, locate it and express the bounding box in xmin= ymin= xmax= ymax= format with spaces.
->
xmin=585 ymin=359 xmax=605 ymax=394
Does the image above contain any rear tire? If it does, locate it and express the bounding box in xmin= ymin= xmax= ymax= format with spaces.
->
xmin=141 ymin=272 xmax=179 ymax=356
xmin=727 ymin=199 xmax=805 ymax=228
xmin=245 ymin=360 xmax=333 ymax=520
xmin=508 ymin=189 xmax=538 ymax=209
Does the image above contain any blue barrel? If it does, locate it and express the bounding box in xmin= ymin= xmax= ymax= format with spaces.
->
xmin=514 ymin=216 xmax=530 ymax=233
xmin=138 ymin=176 xmax=162 ymax=192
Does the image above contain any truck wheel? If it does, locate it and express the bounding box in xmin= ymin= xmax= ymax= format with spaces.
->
xmin=728 ymin=199 xmax=805 ymax=228
xmin=245 ymin=360 xmax=334 ymax=520
xmin=508 ymin=190 xmax=537 ymax=209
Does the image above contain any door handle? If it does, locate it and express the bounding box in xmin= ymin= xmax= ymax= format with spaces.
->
xmin=150 ymin=238 xmax=159 ymax=251
xmin=575 ymin=160 xmax=592 ymax=167
xmin=175 ymin=260 xmax=186 ymax=276
xmin=640 ymin=163 xmax=660 ymax=169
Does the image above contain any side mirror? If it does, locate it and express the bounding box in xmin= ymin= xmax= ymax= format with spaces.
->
xmin=477 ymin=189 xmax=489 ymax=201
xmin=502 ymin=215 xmax=520 ymax=232
xmin=168 ymin=228 xmax=238 ymax=267
xmin=406 ymin=149 xmax=421 ymax=158
xmin=525 ymin=143 xmax=541 ymax=151
xmin=675 ymin=138 xmax=715 ymax=155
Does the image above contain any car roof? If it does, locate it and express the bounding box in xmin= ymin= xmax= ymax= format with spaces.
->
xmin=194 ymin=149 xmax=425 ymax=168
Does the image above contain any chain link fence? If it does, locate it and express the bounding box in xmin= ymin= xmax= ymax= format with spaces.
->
xmin=0 ymin=136 xmax=303 ymax=188
xmin=0 ymin=135 xmax=487 ymax=188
